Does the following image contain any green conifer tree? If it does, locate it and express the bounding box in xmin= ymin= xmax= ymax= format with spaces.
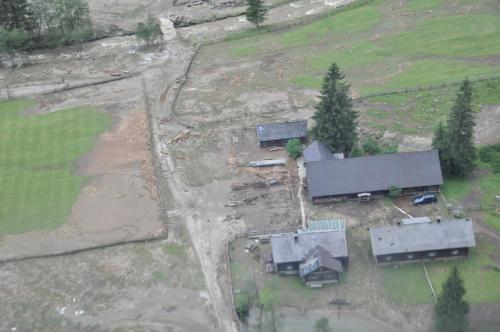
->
xmin=432 ymin=121 xmax=449 ymax=170
xmin=246 ymin=0 xmax=267 ymax=28
xmin=434 ymin=267 xmax=469 ymax=332
xmin=312 ymin=63 xmax=358 ymax=155
xmin=0 ymin=0 xmax=33 ymax=31
xmin=440 ymin=79 xmax=477 ymax=177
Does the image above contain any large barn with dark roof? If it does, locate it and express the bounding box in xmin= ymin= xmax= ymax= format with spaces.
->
xmin=369 ymin=218 xmax=476 ymax=265
xmin=306 ymin=149 xmax=443 ymax=203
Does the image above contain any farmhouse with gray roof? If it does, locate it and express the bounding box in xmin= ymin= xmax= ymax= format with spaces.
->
xmin=306 ymin=149 xmax=443 ymax=203
xmin=256 ymin=120 xmax=308 ymax=147
xmin=271 ymin=219 xmax=348 ymax=287
xmin=369 ymin=218 xmax=476 ymax=265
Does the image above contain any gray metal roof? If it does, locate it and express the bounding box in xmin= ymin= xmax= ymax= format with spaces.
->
xmin=306 ymin=219 xmax=345 ymax=232
xmin=256 ymin=120 xmax=308 ymax=143
xmin=369 ymin=219 xmax=476 ymax=256
xmin=303 ymin=141 xmax=335 ymax=163
xmin=307 ymin=150 xmax=443 ymax=198
xmin=402 ymin=217 xmax=431 ymax=225
xmin=299 ymin=246 xmax=343 ymax=277
xmin=271 ymin=230 xmax=348 ymax=264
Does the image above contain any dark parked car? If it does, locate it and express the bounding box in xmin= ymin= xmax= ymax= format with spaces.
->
xmin=413 ymin=193 xmax=437 ymax=206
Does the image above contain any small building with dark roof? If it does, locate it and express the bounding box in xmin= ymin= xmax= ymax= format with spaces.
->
xmin=256 ymin=120 xmax=308 ymax=148
xmin=271 ymin=219 xmax=348 ymax=287
xmin=369 ymin=218 xmax=476 ymax=265
xmin=303 ymin=140 xmax=344 ymax=164
xmin=299 ymin=246 xmax=344 ymax=287
xmin=306 ymin=149 xmax=443 ymax=203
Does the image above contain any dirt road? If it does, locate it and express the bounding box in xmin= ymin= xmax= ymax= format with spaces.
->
xmin=147 ymin=42 xmax=240 ymax=331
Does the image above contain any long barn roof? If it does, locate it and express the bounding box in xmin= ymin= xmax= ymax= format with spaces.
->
xmin=369 ymin=219 xmax=476 ymax=256
xmin=307 ymin=150 xmax=443 ymax=198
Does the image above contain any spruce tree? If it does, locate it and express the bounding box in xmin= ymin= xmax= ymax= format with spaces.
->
xmin=312 ymin=63 xmax=358 ymax=155
xmin=434 ymin=267 xmax=469 ymax=332
xmin=0 ymin=0 xmax=33 ymax=31
xmin=432 ymin=79 xmax=477 ymax=177
xmin=246 ymin=0 xmax=267 ymax=28
xmin=432 ymin=121 xmax=449 ymax=170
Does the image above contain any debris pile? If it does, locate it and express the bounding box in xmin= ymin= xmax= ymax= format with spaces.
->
xmin=166 ymin=129 xmax=200 ymax=144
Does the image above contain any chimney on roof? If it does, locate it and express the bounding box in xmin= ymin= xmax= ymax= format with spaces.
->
xmin=294 ymin=234 xmax=298 ymax=243
xmin=397 ymin=221 xmax=401 ymax=226
xmin=436 ymin=217 xmax=441 ymax=223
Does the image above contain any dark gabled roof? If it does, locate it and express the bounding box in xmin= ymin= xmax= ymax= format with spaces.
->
xmin=303 ymin=141 xmax=335 ymax=163
xmin=299 ymin=246 xmax=343 ymax=277
xmin=271 ymin=229 xmax=348 ymax=264
xmin=307 ymin=150 xmax=443 ymax=198
xmin=256 ymin=120 xmax=308 ymax=143
xmin=369 ymin=218 xmax=476 ymax=256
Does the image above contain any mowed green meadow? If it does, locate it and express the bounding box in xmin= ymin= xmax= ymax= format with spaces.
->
xmin=0 ymin=99 xmax=110 ymax=234
xmin=224 ymin=0 xmax=500 ymax=94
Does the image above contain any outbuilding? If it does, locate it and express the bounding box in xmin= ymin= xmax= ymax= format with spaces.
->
xmin=369 ymin=218 xmax=476 ymax=265
xmin=256 ymin=120 xmax=308 ymax=148
xmin=303 ymin=140 xmax=344 ymax=165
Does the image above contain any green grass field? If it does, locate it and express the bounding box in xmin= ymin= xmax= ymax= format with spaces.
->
xmin=225 ymin=0 xmax=500 ymax=93
xmin=383 ymin=238 xmax=500 ymax=304
xmin=441 ymin=167 xmax=500 ymax=232
xmin=0 ymin=99 xmax=110 ymax=234
xmin=361 ymin=78 xmax=500 ymax=135
xmin=162 ymin=243 xmax=186 ymax=256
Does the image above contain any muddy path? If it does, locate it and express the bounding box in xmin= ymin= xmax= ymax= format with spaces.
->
xmin=147 ymin=44 xmax=240 ymax=331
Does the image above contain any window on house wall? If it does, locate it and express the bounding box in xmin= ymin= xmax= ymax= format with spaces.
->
xmin=428 ymin=251 xmax=437 ymax=257
xmin=385 ymin=256 xmax=393 ymax=261
xmin=407 ymin=254 xmax=414 ymax=259
xmin=451 ymin=249 xmax=459 ymax=255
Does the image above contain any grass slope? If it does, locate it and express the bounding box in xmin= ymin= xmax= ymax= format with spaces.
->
xmin=361 ymin=78 xmax=500 ymax=135
xmin=442 ymin=166 xmax=500 ymax=232
xmin=225 ymin=0 xmax=500 ymax=93
xmin=0 ymin=99 xmax=110 ymax=234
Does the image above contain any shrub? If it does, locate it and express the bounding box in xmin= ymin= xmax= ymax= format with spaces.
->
xmin=350 ymin=144 xmax=363 ymax=157
xmin=479 ymin=143 xmax=500 ymax=173
xmin=0 ymin=28 xmax=30 ymax=52
xmin=362 ymin=136 xmax=381 ymax=155
xmin=136 ymin=15 xmax=162 ymax=46
xmin=381 ymin=145 xmax=398 ymax=154
xmin=388 ymin=185 xmax=402 ymax=198
xmin=258 ymin=286 xmax=275 ymax=311
xmin=235 ymin=292 xmax=250 ymax=318
xmin=315 ymin=317 xmax=331 ymax=332
xmin=286 ymin=138 xmax=303 ymax=159
xmin=492 ymin=158 xmax=500 ymax=174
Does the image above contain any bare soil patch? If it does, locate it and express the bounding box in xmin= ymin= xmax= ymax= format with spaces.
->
xmin=476 ymin=105 xmax=500 ymax=145
xmin=0 ymin=240 xmax=217 ymax=332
